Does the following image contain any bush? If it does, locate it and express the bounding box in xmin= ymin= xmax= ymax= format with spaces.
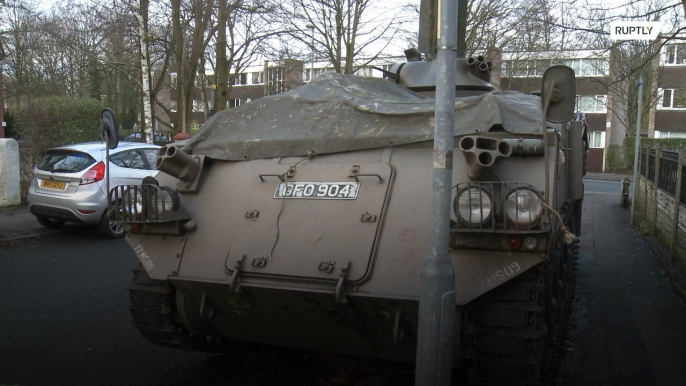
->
xmin=606 ymin=144 xmax=627 ymax=171
xmin=3 ymin=109 xmax=17 ymax=138
xmin=12 ymin=97 xmax=103 ymax=201
xmin=15 ymin=96 xmax=103 ymax=154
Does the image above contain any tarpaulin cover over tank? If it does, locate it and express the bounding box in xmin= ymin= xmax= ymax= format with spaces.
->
xmin=184 ymin=72 xmax=544 ymax=161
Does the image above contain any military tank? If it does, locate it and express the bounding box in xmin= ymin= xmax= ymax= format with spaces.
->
xmin=107 ymin=53 xmax=585 ymax=384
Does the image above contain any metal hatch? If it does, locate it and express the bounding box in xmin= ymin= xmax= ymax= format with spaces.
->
xmin=226 ymin=162 xmax=393 ymax=282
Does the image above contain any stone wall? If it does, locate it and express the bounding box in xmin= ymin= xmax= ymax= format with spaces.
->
xmin=0 ymin=138 xmax=21 ymax=207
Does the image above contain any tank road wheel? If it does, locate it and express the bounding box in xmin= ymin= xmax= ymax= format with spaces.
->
xmin=128 ymin=265 xmax=224 ymax=352
xmin=461 ymin=203 xmax=580 ymax=385
xmin=461 ymin=265 xmax=548 ymax=385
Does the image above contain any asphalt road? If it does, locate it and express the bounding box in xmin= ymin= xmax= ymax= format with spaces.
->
xmin=0 ymin=227 xmax=408 ymax=386
xmin=2 ymin=187 xmax=685 ymax=386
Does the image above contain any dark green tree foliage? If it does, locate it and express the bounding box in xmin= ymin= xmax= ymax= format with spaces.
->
xmin=15 ymin=96 xmax=103 ymax=153
xmin=3 ymin=109 xmax=17 ymax=138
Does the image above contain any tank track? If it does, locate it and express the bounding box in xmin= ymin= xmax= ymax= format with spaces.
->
xmin=461 ymin=201 xmax=580 ymax=385
xmin=128 ymin=265 xmax=223 ymax=352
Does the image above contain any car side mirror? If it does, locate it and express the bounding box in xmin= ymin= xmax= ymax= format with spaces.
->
xmin=101 ymin=108 xmax=119 ymax=149
xmin=541 ymin=65 xmax=576 ymax=123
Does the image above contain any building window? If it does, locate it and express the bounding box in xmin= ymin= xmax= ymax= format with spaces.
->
xmin=575 ymin=95 xmax=607 ymax=113
xmin=251 ymin=72 xmax=264 ymax=84
xmin=353 ymin=66 xmax=373 ymax=77
xmin=589 ymin=131 xmax=606 ymax=148
xmin=233 ymin=73 xmax=248 ymax=85
xmin=170 ymin=100 xmax=177 ymax=112
xmin=193 ymin=100 xmax=204 ymax=112
xmin=504 ymin=59 xmax=551 ymax=77
xmin=554 ymin=58 xmax=608 ymax=76
xmin=654 ymin=131 xmax=686 ymax=139
xmin=663 ymin=44 xmax=686 ymax=65
xmin=170 ymin=73 xmax=177 ymax=89
xmin=229 ymin=99 xmax=244 ymax=108
xmin=304 ymin=69 xmax=311 ymax=82
xmin=658 ymin=88 xmax=686 ymax=109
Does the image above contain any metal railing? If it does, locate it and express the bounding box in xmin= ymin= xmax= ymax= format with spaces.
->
xmin=453 ymin=181 xmax=546 ymax=233
xmin=637 ymin=146 xmax=686 ymax=260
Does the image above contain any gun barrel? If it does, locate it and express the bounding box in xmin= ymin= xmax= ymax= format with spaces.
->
xmin=155 ymin=146 xmax=200 ymax=183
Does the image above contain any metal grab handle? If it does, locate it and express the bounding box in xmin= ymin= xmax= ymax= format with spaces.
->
xmin=259 ymin=174 xmax=285 ymax=182
xmin=350 ymin=173 xmax=384 ymax=183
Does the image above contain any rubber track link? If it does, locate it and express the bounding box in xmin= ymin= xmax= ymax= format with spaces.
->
xmin=128 ymin=265 xmax=223 ymax=352
xmin=462 ymin=202 xmax=579 ymax=385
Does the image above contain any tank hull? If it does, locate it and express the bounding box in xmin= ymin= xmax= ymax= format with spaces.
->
xmin=119 ymin=98 xmax=585 ymax=385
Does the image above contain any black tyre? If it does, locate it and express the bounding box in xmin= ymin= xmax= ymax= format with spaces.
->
xmin=36 ymin=215 xmax=66 ymax=229
xmin=98 ymin=210 xmax=125 ymax=238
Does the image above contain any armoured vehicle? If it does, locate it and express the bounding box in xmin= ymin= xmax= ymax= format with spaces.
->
xmin=107 ymin=55 xmax=586 ymax=384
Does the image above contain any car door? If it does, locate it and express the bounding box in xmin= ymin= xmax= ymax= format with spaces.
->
xmin=107 ymin=149 xmax=155 ymax=190
xmin=140 ymin=148 xmax=162 ymax=178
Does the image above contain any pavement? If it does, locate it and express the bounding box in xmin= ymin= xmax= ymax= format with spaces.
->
xmin=563 ymin=192 xmax=686 ymax=386
xmin=0 ymin=205 xmax=64 ymax=241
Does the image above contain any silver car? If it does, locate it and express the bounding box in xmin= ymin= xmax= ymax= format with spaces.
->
xmin=27 ymin=142 xmax=161 ymax=238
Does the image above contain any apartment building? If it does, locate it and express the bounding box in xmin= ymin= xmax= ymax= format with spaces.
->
xmin=655 ymin=41 xmax=686 ymax=138
xmin=493 ymin=41 xmax=686 ymax=172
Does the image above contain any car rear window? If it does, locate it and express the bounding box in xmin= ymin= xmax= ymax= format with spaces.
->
xmin=37 ymin=150 xmax=96 ymax=173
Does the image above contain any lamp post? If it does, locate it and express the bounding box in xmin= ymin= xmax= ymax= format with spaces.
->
xmin=306 ymin=24 xmax=315 ymax=82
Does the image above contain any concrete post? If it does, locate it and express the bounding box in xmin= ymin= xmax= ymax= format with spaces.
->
xmin=644 ymin=148 xmax=650 ymax=218
xmin=0 ymin=138 xmax=21 ymax=207
xmin=670 ymin=149 xmax=685 ymax=259
xmin=652 ymin=148 xmax=661 ymax=233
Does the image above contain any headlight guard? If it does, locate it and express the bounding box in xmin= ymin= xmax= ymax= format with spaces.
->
xmin=453 ymin=184 xmax=493 ymax=228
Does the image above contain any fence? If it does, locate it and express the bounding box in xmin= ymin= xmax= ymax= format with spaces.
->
xmin=636 ymin=146 xmax=686 ymax=267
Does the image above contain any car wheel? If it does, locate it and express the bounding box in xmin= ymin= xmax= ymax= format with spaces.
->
xmin=99 ymin=210 xmax=125 ymax=239
xmin=36 ymin=215 xmax=66 ymax=229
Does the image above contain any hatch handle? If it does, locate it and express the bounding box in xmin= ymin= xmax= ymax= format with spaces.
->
xmin=348 ymin=165 xmax=383 ymax=183
xmin=352 ymin=174 xmax=384 ymax=183
xmin=259 ymin=174 xmax=285 ymax=182
xmin=228 ymin=255 xmax=246 ymax=293
xmin=335 ymin=262 xmax=351 ymax=305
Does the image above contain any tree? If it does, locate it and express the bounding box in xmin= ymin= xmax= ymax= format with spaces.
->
xmin=213 ymin=0 xmax=284 ymax=112
xmin=171 ymin=0 xmax=215 ymax=133
xmin=282 ymin=0 xmax=408 ymax=74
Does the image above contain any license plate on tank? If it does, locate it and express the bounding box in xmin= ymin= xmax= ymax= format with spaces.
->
xmin=274 ymin=182 xmax=360 ymax=200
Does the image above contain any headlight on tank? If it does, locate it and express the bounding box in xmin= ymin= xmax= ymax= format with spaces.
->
xmin=122 ymin=187 xmax=144 ymax=216
xmin=454 ymin=186 xmax=493 ymax=226
xmin=145 ymin=186 xmax=180 ymax=217
xmin=504 ymin=187 xmax=544 ymax=228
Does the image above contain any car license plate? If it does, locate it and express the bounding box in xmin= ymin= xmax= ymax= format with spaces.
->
xmin=41 ymin=180 xmax=67 ymax=190
xmin=274 ymin=182 xmax=360 ymax=200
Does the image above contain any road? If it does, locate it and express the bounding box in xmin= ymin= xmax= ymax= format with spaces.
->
xmin=0 ymin=227 xmax=405 ymax=386
xmin=2 ymin=183 xmax=685 ymax=386
xmin=584 ymin=178 xmax=632 ymax=194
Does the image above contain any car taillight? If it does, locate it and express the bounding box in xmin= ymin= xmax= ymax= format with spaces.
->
xmin=31 ymin=165 xmax=36 ymax=180
xmin=80 ymin=162 xmax=105 ymax=185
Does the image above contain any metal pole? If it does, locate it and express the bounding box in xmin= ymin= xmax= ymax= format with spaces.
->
xmin=105 ymin=132 xmax=111 ymax=220
xmin=415 ymin=0 xmax=457 ymax=384
xmin=630 ymin=72 xmax=644 ymax=224
xmin=670 ymin=148 xmax=685 ymax=259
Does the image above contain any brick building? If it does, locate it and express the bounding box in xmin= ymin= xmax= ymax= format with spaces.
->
xmin=491 ymin=41 xmax=686 ymax=172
